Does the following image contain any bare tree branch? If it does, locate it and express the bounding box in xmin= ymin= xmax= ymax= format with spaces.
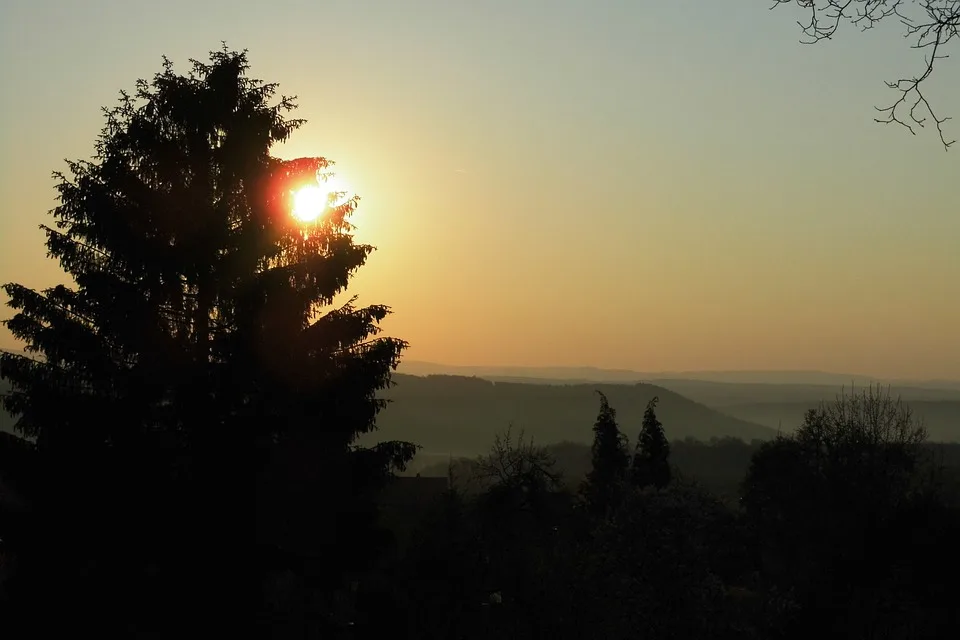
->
xmin=771 ymin=0 xmax=958 ymax=149
xmin=476 ymin=424 xmax=563 ymax=493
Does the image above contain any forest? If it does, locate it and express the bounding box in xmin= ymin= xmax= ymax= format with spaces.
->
xmin=1 ymin=48 xmax=958 ymax=639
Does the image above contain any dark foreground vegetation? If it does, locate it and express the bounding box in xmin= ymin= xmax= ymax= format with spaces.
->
xmin=389 ymin=388 xmax=960 ymax=639
xmin=1 ymin=48 xmax=959 ymax=639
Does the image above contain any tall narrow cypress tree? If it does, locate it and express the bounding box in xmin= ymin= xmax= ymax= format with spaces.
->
xmin=582 ymin=391 xmax=630 ymax=516
xmin=632 ymin=396 xmax=671 ymax=490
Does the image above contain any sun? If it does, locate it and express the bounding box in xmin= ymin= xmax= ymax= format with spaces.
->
xmin=292 ymin=185 xmax=326 ymax=222
xmin=291 ymin=173 xmax=352 ymax=223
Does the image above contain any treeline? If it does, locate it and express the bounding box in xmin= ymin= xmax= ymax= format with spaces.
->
xmin=5 ymin=384 xmax=958 ymax=637
xmin=378 ymin=385 xmax=960 ymax=638
xmin=421 ymin=435 xmax=960 ymax=507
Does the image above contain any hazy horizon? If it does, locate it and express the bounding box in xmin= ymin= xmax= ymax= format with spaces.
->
xmin=3 ymin=0 xmax=958 ymax=380
xmin=395 ymin=359 xmax=960 ymax=386
xmin=4 ymin=343 xmax=959 ymax=385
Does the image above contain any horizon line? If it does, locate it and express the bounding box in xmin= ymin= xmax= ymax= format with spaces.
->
xmin=397 ymin=360 xmax=960 ymax=384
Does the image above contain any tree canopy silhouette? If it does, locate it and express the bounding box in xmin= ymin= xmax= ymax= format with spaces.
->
xmin=582 ymin=391 xmax=629 ymax=516
xmin=476 ymin=425 xmax=562 ymax=496
xmin=632 ymin=396 xmax=671 ymax=490
xmin=739 ymin=385 xmax=946 ymax=636
xmin=0 ymin=45 xmax=414 ymax=631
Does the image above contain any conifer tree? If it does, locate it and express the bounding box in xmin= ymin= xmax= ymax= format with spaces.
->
xmin=632 ymin=396 xmax=671 ymax=490
xmin=582 ymin=391 xmax=629 ymax=516
xmin=0 ymin=46 xmax=414 ymax=629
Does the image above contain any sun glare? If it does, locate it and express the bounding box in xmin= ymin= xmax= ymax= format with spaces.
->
xmin=291 ymin=174 xmax=352 ymax=223
xmin=292 ymin=186 xmax=326 ymax=222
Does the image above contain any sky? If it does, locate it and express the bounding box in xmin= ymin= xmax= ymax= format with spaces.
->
xmin=1 ymin=0 xmax=958 ymax=380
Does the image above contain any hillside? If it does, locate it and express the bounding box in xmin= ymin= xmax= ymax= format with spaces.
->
xmin=649 ymin=379 xmax=960 ymax=406
xmin=716 ymin=400 xmax=960 ymax=442
xmin=398 ymin=361 xmax=960 ymax=389
xmin=370 ymin=374 xmax=775 ymax=457
xmin=6 ymin=368 xmax=954 ymax=444
xmin=398 ymin=361 xmax=882 ymax=386
xmin=643 ymin=380 xmax=960 ymax=442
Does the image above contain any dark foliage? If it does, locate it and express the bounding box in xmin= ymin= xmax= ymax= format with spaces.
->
xmin=741 ymin=385 xmax=958 ymax=637
xmin=475 ymin=425 xmax=563 ymax=496
xmin=581 ymin=391 xmax=630 ymax=517
xmin=0 ymin=47 xmax=411 ymax=634
xmin=388 ymin=390 xmax=960 ymax=639
xmin=632 ymin=395 xmax=672 ymax=489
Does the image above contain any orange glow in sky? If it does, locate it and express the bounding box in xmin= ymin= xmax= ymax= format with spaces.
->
xmin=1 ymin=1 xmax=958 ymax=379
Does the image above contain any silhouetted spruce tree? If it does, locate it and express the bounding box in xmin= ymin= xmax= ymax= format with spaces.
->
xmin=582 ymin=391 xmax=629 ymax=516
xmin=0 ymin=46 xmax=414 ymax=631
xmin=632 ymin=396 xmax=671 ymax=490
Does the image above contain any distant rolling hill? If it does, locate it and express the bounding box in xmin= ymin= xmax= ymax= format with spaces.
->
xmin=643 ymin=380 xmax=960 ymax=442
xmin=398 ymin=361 xmax=881 ymax=386
xmin=5 ymin=366 xmax=954 ymax=447
xmin=369 ymin=374 xmax=775 ymax=457
xmin=0 ymin=372 xmax=773 ymax=450
xmin=392 ymin=366 xmax=960 ymax=443
xmin=3 ymin=371 xmax=774 ymax=450
xmin=713 ymin=400 xmax=960 ymax=443
xmin=398 ymin=361 xmax=960 ymax=389
xmin=648 ymin=379 xmax=960 ymax=406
